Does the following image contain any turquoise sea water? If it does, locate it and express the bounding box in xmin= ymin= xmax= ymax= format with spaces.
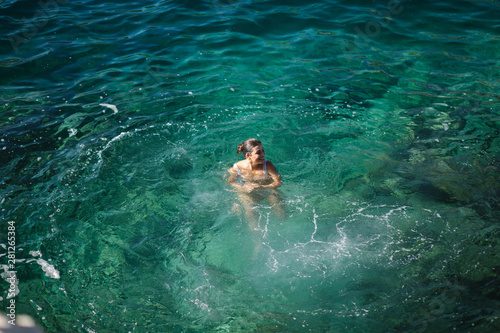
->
xmin=1 ymin=0 xmax=500 ymax=331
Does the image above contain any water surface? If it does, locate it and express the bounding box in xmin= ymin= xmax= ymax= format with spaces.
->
xmin=1 ymin=0 xmax=499 ymax=332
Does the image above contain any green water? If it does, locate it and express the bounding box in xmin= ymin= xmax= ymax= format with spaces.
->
xmin=1 ymin=0 xmax=500 ymax=332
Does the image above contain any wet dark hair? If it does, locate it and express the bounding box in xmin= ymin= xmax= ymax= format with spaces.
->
xmin=237 ymin=138 xmax=262 ymax=156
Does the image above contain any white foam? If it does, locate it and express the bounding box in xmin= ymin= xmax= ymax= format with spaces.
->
xmin=29 ymin=250 xmax=42 ymax=257
xmin=0 ymin=264 xmax=19 ymax=298
xmin=36 ymin=258 xmax=60 ymax=279
xmin=29 ymin=251 xmax=61 ymax=279
xmin=100 ymin=103 xmax=118 ymax=113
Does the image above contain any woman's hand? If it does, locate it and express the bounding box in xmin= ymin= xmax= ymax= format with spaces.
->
xmin=243 ymin=183 xmax=260 ymax=193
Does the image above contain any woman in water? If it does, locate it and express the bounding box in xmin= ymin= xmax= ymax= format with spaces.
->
xmin=228 ymin=138 xmax=286 ymax=228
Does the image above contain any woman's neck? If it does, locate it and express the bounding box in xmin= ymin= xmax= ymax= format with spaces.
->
xmin=248 ymin=160 xmax=263 ymax=171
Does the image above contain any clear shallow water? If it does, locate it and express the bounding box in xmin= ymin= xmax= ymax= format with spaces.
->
xmin=1 ymin=0 xmax=499 ymax=332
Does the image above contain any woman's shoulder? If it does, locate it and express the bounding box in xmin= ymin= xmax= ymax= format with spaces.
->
xmin=264 ymin=159 xmax=276 ymax=167
xmin=229 ymin=160 xmax=246 ymax=173
xmin=234 ymin=160 xmax=246 ymax=168
xmin=265 ymin=160 xmax=279 ymax=173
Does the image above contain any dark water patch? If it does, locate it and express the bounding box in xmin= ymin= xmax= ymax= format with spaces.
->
xmin=1 ymin=0 xmax=499 ymax=332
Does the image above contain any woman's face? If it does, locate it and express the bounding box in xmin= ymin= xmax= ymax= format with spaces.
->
xmin=246 ymin=144 xmax=265 ymax=165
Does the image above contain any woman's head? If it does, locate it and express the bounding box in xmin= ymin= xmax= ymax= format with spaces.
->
xmin=237 ymin=138 xmax=262 ymax=156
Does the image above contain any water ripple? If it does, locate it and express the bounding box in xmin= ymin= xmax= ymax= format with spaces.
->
xmin=1 ymin=0 xmax=500 ymax=332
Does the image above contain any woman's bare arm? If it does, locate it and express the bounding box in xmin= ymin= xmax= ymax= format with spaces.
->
xmin=260 ymin=161 xmax=282 ymax=189
xmin=228 ymin=166 xmax=253 ymax=192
